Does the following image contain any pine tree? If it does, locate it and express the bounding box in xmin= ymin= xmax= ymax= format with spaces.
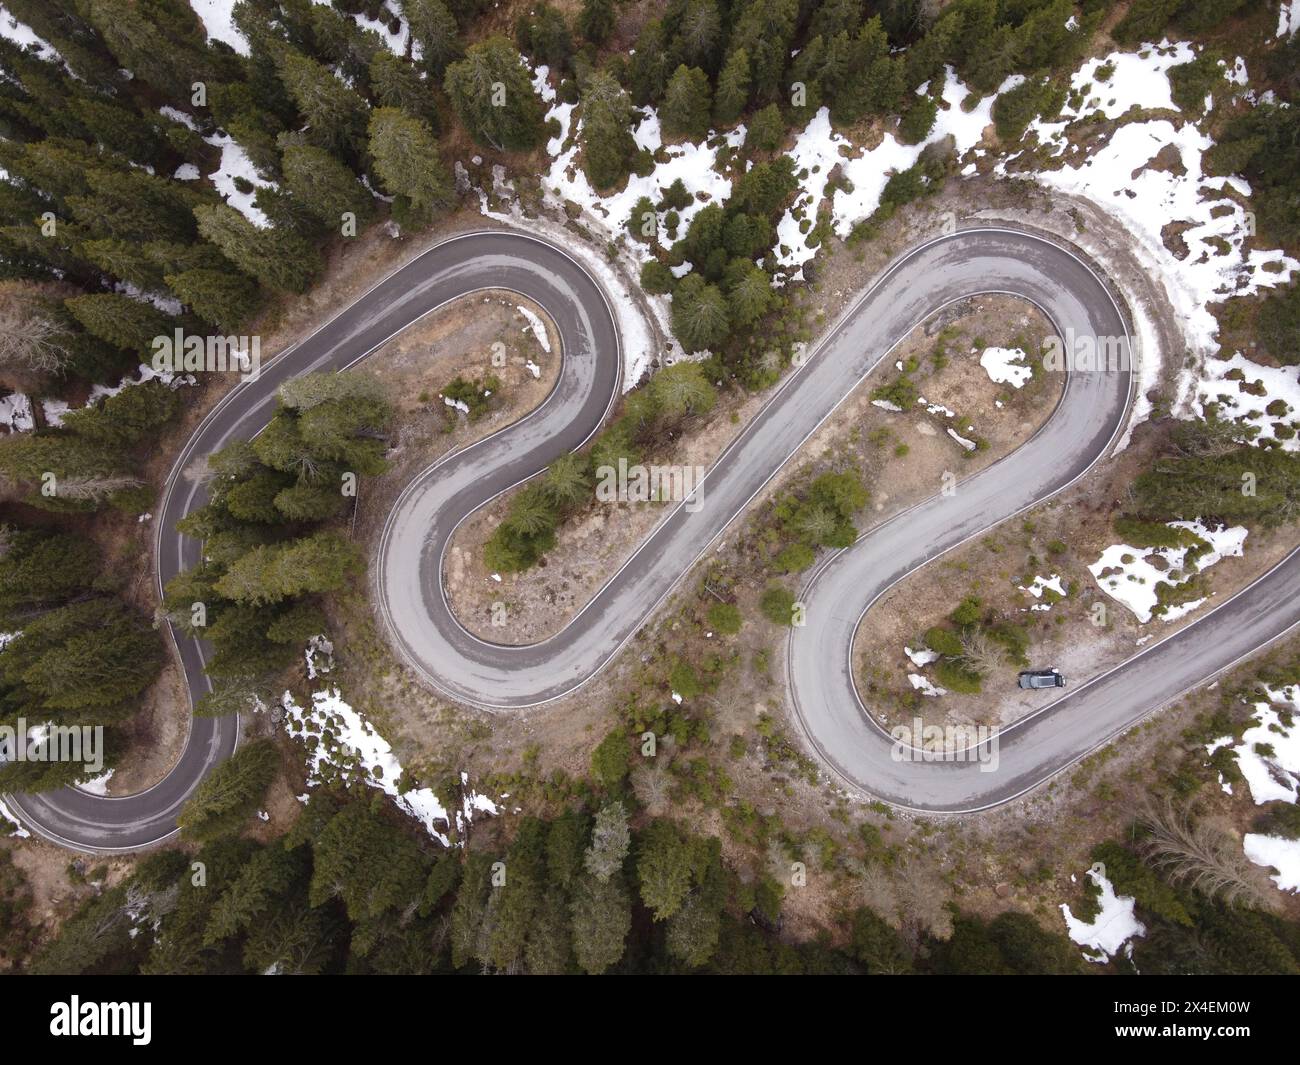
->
xmin=367 ymin=107 xmax=455 ymax=226
xmin=62 ymin=293 xmax=172 ymax=354
xmin=515 ymin=4 xmax=572 ymax=72
xmin=728 ymin=0 xmax=799 ymax=103
xmin=713 ymin=48 xmax=752 ymax=128
xmin=0 ymin=527 xmax=100 ymax=620
xmin=309 ymin=803 xmax=430 ymax=922
xmin=282 ymin=144 xmax=374 ymax=230
xmin=60 ymin=379 xmax=181 ymax=446
xmin=583 ymin=802 xmax=631 ymax=882
xmin=569 ymin=874 xmax=631 ymax=974
xmin=636 ymin=820 xmax=694 ymax=920
xmin=164 ymin=269 xmax=261 ymax=332
xmin=443 ymin=37 xmax=547 ymax=151
xmin=486 ymin=818 xmax=548 ymax=970
xmin=670 ymin=274 xmax=730 ymax=352
xmin=213 ymin=531 xmax=364 ymax=606
xmin=661 ymin=65 xmax=712 ymax=140
xmin=0 ymin=597 xmax=162 ymax=721
xmin=1113 ymin=0 xmax=1182 ymax=46
xmin=542 ymin=452 xmax=591 ymax=509
xmin=241 ymin=898 xmax=339 ymax=975
xmin=628 ymin=19 xmax=677 ymax=105
xmin=665 ymin=890 xmax=723 ymax=967
xmin=580 ymin=71 xmax=637 ymax=191
xmin=404 ymin=0 xmax=462 ymax=78
xmin=648 ymin=362 xmax=717 ymax=417
xmin=275 ymin=47 xmax=369 ymax=156
xmin=81 ymin=0 xmax=220 ymax=102
xmin=176 ymin=740 xmax=280 ymax=842
xmin=727 ymin=265 xmax=774 ymax=327
xmin=204 ymin=842 xmax=308 ymax=941
xmin=369 ymin=50 xmax=440 ymax=128
xmin=194 ymin=204 xmax=323 ymax=295
xmin=578 ymin=0 xmax=616 ymax=44
xmin=676 ymin=0 xmax=722 ymax=69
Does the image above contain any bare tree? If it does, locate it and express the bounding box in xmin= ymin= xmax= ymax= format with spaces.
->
xmin=959 ymin=629 xmax=1006 ymax=678
xmin=1138 ymin=797 xmax=1278 ymax=912
xmin=0 ymin=289 xmax=73 ymax=374
xmin=52 ymin=474 xmax=143 ymax=503
xmin=892 ymin=857 xmax=953 ymax=949
xmin=631 ymin=759 xmax=673 ymax=817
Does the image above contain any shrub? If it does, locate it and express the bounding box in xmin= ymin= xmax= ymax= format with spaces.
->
xmin=669 ymin=659 xmax=701 ymax=698
xmin=898 ymin=96 xmax=938 ymax=145
xmin=706 ymin=602 xmax=742 ymax=635
xmin=760 ymin=583 xmax=797 ymax=625
xmin=775 ymin=542 xmax=816 ymax=573
xmin=934 ymin=657 xmax=982 ymax=694
xmin=591 ymin=727 xmax=630 ymax=787
xmin=640 ymin=259 xmax=674 ymax=294
xmin=950 ymin=596 xmax=983 ymax=628
xmin=924 ymin=626 xmax=965 ymax=657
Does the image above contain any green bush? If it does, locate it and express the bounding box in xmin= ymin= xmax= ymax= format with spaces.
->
xmin=760 ymin=583 xmax=797 ymax=626
xmin=706 ymin=602 xmax=742 ymax=635
xmin=669 ymin=659 xmax=701 ymax=698
xmin=591 ymin=727 xmax=630 ymax=788
xmin=950 ymin=596 xmax=983 ymax=628
xmin=775 ymin=542 xmax=816 ymax=573
xmin=924 ymin=626 xmax=965 ymax=657
xmin=898 ymin=95 xmax=938 ymax=145
xmin=1112 ymin=516 xmax=1201 ymax=550
xmin=934 ymin=658 xmax=982 ymax=694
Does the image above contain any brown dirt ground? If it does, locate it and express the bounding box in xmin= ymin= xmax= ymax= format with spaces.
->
xmin=444 ymin=295 xmax=1060 ymax=644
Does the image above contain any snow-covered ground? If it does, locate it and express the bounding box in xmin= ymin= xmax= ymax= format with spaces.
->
xmin=1060 ymin=866 xmax=1145 ymax=961
xmin=0 ymin=5 xmax=61 ymax=65
xmin=1244 ymin=833 xmax=1300 ymax=892
xmin=351 ymin=1 xmax=409 ymax=57
xmin=77 ymin=769 xmax=115 ymax=796
xmin=980 ymin=346 xmax=1033 ymax=389
xmin=904 ymin=644 xmax=940 ymax=667
xmin=775 ymin=68 xmax=1011 ymax=281
xmin=1196 ymin=351 xmax=1300 ymax=451
xmin=0 ymin=391 xmax=34 ymax=433
xmin=1019 ymin=573 xmax=1066 ymax=611
xmin=908 ymin=672 xmax=946 ymax=697
xmin=1205 ymin=684 xmax=1300 ymax=894
xmin=189 ymin=0 xmax=249 ymax=56
xmin=0 ymin=795 xmax=29 ymax=838
xmin=204 ymin=132 xmax=274 ymax=227
xmin=1003 ymin=41 xmax=1297 ymax=428
xmin=1280 ymin=1 xmax=1300 ymax=39
xmin=42 ymin=362 xmax=196 ymax=427
xmin=1088 ymin=520 xmax=1247 ymax=624
xmin=304 ymin=634 xmax=334 ymax=681
xmin=517 ymin=305 xmax=551 ymax=353
xmin=1215 ymin=685 xmax=1300 ymax=807
xmin=280 ymin=666 xmax=499 ymax=846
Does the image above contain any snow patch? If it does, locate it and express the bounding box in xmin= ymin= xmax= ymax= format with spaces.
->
xmin=980 ymin=346 xmax=1033 ymax=389
xmin=189 ymin=0 xmax=250 ymax=57
xmin=517 ymin=306 xmax=551 ymax=353
xmin=1060 ymin=866 xmax=1145 ymax=962
xmin=1088 ymin=520 xmax=1246 ymax=624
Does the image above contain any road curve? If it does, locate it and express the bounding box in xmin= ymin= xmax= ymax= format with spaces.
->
xmin=6 ymin=230 xmax=620 ymax=851
xmin=8 ymin=225 xmax=1300 ymax=849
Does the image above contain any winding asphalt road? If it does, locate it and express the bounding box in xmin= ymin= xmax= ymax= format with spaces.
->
xmin=8 ymin=226 xmax=1300 ymax=850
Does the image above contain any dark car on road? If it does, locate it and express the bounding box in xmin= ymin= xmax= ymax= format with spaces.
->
xmin=1018 ymin=668 xmax=1066 ymax=690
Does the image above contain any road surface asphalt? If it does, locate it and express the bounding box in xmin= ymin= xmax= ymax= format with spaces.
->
xmin=8 ymin=227 xmax=1299 ymax=849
